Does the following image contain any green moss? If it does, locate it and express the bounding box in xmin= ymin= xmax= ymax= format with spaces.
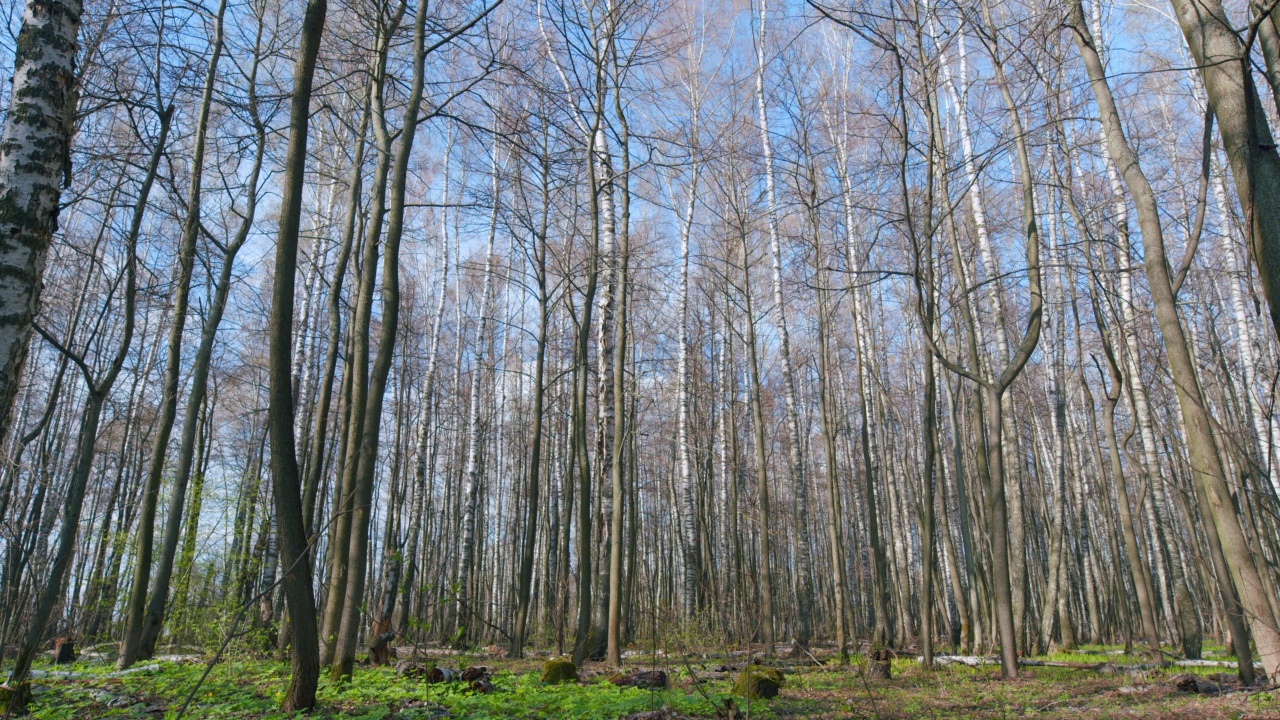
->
xmin=539 ymin=657 xmax=577 ymax=684
xmin=732 ymin=664 xmax=784 ymax=699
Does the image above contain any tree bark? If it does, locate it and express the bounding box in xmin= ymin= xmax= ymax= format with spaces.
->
xmin=122 ymin=0 xmax=231 ymax=664
xmin=754 ymin=0 xmax=813 ymax=649
xmin=5 ymin=96 xmax=161 ymax=712
xmin=1070 ymin=0 xmax=1280 ymax=680
xmin=606 ymin=80 xmax=631 ymax=666
xmin=0 ymin=0 xmax=83 ymax=445
xmin=455 ymin=123 xmax=501 ymax=645
xmin=264 ymin=0 xmax=327 ymax=706
xmin=1170 ymin=0 xmax=1280 ymax=342
xmin=512 ymin=148 xmax=549 ymax=659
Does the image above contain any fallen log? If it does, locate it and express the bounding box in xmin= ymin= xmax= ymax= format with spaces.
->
xmin=923 ymin=655 xmax=998 ymax=667
xmin=27 ymin=663 xmax=160 ymax=680
xmin=428 ymin=667 xmax=460 ymax=684
xmin=609 ymin=670 xmax=668 ymax=689
xmin=1174 ymin=659 xmax=1264 ymax=671
xmin=921 ymin=656 xmax=1180 ymax=673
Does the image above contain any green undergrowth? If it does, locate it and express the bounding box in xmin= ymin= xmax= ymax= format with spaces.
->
xmin=15 ymin=643 xmax=1277 ymax=719
xmin=20 ymin=658 xmax=765 ymax=720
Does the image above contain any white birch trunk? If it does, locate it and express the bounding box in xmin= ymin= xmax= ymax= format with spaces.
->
xmin=456 ymin=136 xmax=501 ymax=622
xmin=1215 ymin=157 xmax=1280 ymax=499
xmin=940 ymin=31 xmax=1010 ymax=363
xmin=0 ymin=0 xmax=84 ymax=441
xmin=754 ymin=0 xmax=813 ymax=640
xmin=675 ymin=153 xmax=700 ymax=617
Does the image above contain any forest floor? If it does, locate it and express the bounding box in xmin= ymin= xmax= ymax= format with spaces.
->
xmin=12 ymin=644 xmax=1279 ymax=719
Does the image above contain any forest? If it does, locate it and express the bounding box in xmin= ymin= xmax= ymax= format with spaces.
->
xmin=0 ymin=0 xmax=1279 ymax=716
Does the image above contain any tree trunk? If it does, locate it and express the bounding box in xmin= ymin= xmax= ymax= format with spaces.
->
xmin=332 ymin=0 xmax=429 ymax=677
xmin=0 ymin=0 xmax=84 ymax=444
xmin=324 ymin=14 xmax=398 ymax=670
xmin=123 ymin=0 xmax=235 ymax=662
xmin=739 ymin=210 xmax=774 ymax=653
xmin=606 ymin=84 xmax=631 ymax=666
xmin=5 ymin=97 xmax=158 ymax=711
xmin=1070 ymin=0 xmax=1280 ymax=680
xmin=754 ymin=0 xmax=812 ymax=649
xmin=512 ymin=155 xmax=549 ymax=658
xmin=264 ymin=0 xmax=326 ymax=707
xmin=456 ymin=125 xmax=501 ymax=644
xmin=1170 ymin=0 xmax=1280 ymax=343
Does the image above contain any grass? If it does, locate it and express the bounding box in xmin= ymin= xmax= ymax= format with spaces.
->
xmin=13 ymin=644 xmax=1278 ymax=719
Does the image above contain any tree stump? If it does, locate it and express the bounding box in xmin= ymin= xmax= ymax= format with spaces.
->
xmin=867 ymin=646 xmax=892 ymax=679
xmin=367 ymin=631 xmax=395 ymax=666
xmin=541 ymin=657 xmax=578 ymax=683
xmin=53 ymin=637 xmax=76 ymax=665
xmin=733 ymin=664 xmax=784 ymax=699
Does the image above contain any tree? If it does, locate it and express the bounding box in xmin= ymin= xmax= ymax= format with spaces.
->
xmin=121 ymin=0 xmax=231 ymax=666
xmin=264 ymin=0 xmax=328 ymax=707
xmin=5 ymin=89 xmax=168 ymax=712
xmin=1069 ymin=0 xmax=1280 ymax=680
xmin=0 ymin=0 xmax=84 ymax=446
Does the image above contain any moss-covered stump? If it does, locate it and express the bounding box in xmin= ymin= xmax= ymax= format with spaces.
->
xmin=733 ymin=664 xmax=784 ymax=699
xmin=541 ymin=657 xmax=578 ymax=683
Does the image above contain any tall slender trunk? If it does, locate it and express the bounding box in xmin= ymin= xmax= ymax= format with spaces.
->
xmin=119 ymin=78 xmax=210 ymax=664
xmin=321 ymin=86 xmax=391 ymax=672
xmin=512 ymin=154 xmax=549 ymax=658
xmin=605 ymin=84 xmax=630 ymax=666
xmin=1070 ymin=0 xmax=1280 ymax=680
xmin=264 ymin=0 xmax=326 ymax=706
xmin=925 ymin=1 xmax=1046 ymax=676
xmin=333 ymin=0 xmax=431 ymax=675
xmin=455 ymin=128 xmax=501 ymax=642
xmin=803 ymin=143 xmax=847 ymax=662
xmin=739 ymin=211 xmax=774 ymax=652
xmin=400 ymin=144 xmax=451 ymax=636
xmin=323 ymin=13 xmax=400 ymax=669
xmin=675 ymin=146 xmax=700 ymax=623
xmin=754 ymin=0 xmax=812 ymax=648
xmin=835 ymin=145 xmax=891 ymax=647
xmin=124 ymin=0 xmax=237 ymax=661
xmin=303 ymin=90 xmax=370 ymax=541
xmin=919 ymin=251 xmax=938 ymax=671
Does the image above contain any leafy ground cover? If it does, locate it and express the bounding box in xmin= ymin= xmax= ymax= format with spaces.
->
xmin=16 ymin=645 xmax=1278 ymax=719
